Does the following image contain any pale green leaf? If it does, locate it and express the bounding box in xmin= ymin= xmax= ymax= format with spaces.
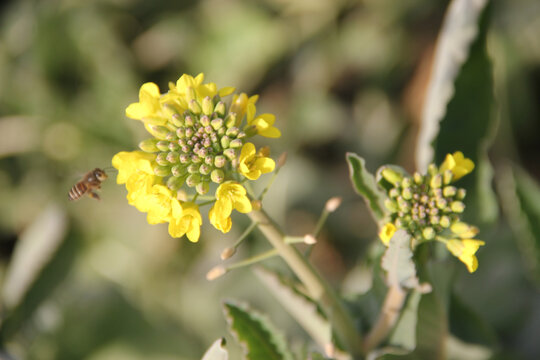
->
xmin=346 ymin=152 xmax=387 ymax=222
xmin=381 ymin=230 xmax=418 ymax=289
xmin=223 ymin=301 xmax=294 ymax=360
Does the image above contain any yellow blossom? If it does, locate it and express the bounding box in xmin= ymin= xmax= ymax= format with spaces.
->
xmin=450 ymin=221 xmax=479 ymax=239
xmin=168 ymin=200 xmax=203 ymax=242
xmin=141 ymin=184 xmax=174 ymax=225
xmin=125 ymin=83 xmax=172 ymax=125
xmin=446 ymin=239 xmax=485 ymax=273
xmin=238 ymin=143 xmax=275 ymax=180
xmin=440 ymin=152 xmax=474 ymax=181
xmin=209 ymin=182 xmax=252 ymax=233
xmin=379 ymin=223 xmax=396 ymax=246
xmin=230 ymin=93 xmax=259 ymax=126
xmin=246 ymin=106 xmax=281 ymax=138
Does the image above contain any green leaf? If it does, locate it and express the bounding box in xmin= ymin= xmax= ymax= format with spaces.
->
xmin=415 ymin=0 xmax=490 ymax=171
xmin=254 ymin=267 xmax=331 ymax=352
xmin=381 ymin=230 xmax=418 ymax=289
xmin=418 ymin=0 xmax=498 ymax=223
xmin=202 ymin=338 xmax=229 ymax=360
xmin=223 ymin=300 xmax=294 ymax=360
xmin=346 ymin=152 xmax=387 ymax=222
xmin=497 ymin=164 xmax=540 ymax=284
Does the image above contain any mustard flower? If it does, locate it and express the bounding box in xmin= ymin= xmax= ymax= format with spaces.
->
xmin=209 ymin=182 xmax=252 ymax=233
xmin=168 ymin=200 xmax=202 ymax=242
xmin=113 ymin=74 xmax=278 ymax=242
xmin=446 ymin=239 xmax=485 ymax=273
xmin=238 ymin=143 xmax=276 ymax=180
xmin=377 ymin=152 xmax=485 ymax=272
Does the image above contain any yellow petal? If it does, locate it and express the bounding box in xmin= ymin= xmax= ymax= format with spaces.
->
xmin=379 ymin=223 xmax=396 ymax=246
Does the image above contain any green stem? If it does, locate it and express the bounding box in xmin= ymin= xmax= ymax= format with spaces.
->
xmin=248 ymin=208 xmax=364 ymax=358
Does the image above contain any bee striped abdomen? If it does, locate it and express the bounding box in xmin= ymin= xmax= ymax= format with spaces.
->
xmin=69 ymin=182 xmax=88 ymax=201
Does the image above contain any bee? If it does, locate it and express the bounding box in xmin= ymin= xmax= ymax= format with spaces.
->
xmin=68 ymin=168 xmax=108 ymax=201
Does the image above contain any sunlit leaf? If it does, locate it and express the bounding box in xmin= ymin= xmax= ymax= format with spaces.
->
xmin=223 ymin=300 xmax=294 ymax=360
xmin=381 ymin=230 xmax=417 ymax=289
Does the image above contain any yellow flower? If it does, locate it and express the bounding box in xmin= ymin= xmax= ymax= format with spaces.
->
xmin=209 ymin=182 xmax=252 ymax=233
xmin=141 ymin=184 xmax=174 ymax=225
xmin=164 ymin=73 xmax=235 ymax=109
xmin=230 ymin=93 xmax=259 ymax=126
xmin=125 ymin=83 xmax=171 ymax=125
xmin=168 ymin=200 xmax=203 ymax=242
xmin=446 ymin=239 xmax=485 ymax=273
xmin=450 ymin=221 xmax=479 ymax=239
xmin=246 ymin=106 xmax=281 ymax=138
xmin=440 ymin=152 xmax=474 ymax=181
xmin=379 ymin=223 xmax=396 ymax=246
xmin=238 ymin=143 xmax=275 ymax=180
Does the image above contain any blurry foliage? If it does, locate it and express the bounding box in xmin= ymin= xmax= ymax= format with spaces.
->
xmin=0 ymin=0 xmax=540 ymax=359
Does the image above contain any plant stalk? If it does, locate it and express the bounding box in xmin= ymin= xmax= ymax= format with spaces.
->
xmin=248 ymin=208 xmax=364 ymax=358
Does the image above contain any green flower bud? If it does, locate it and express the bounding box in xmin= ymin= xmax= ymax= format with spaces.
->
xmin=184 ymin=115 xmax=194 ymax=127
xmin=443 ymin=186 xmax=457 ymax=197
xmin=189 ymin=99 xmax=202 ymax=114
xmin=381 ymin=167 xmax=403 ymax=186
xmin=236 ymin=131 xmax=246 ymax=139
xmin=402 ymin=187 xmax=413 ymax=200
xmin=214 ymin=155 xmax=226 ymax=168
xmin=456 ymin=188 xmax=466 ymax=200
xmin=191 ymin=154 xmax=202 ymax=163
xmin=229 ymin=139 xmax=243 ymax=149
xmin=156 ymin=152 xmax=169 ymax=166
xmin=196 ymin=182 xmax=210 ymax=195
xmin=166 ymin=151 xmax=179 ymax=164
xmin=176 ymin=128 xmax=185 ymax=138
xmin=220 ymin=136 xmax=231 ymax=149
xmin=148 ymin=125 xmax=170 ymax=140
xmin=384 ymin=199 xmax=398 ymax=212
xmin=440 ymin=216 xmax=451 ymax=228
xmin=171 ymin=164 xmax=186 ymax=177
xmin=422 ymin=227 xmax=435 ymax=240
xmin=168 ymin=142 xmax=179 ymax=151
xmin=179 ymin=154 xmax=190 ymax=164
xmin=413 ymin=172 xmax=423 ymax=185
xmin=389 ymin=188 xmax=400 ymax=198
xmin=401 ymin=177 xmax=412 ymax=188
xmin=156 ymin=141 xmax=170 ymax=152
xmin=443 ymin=170 xmax=453 ymax=185
xmin=430 ymin=215 xmax=440 ymax=225
xmin=214 ymin=101 xmax=226 ymax=117
xmin=450 ymin=201 xmax=465 ymax=213
xmin=139 ymin=138 xmax=160 ymax=152
xmin=165 ymin=132 xmax=177 ymax=141
xmin=244 ymin=125 xmax=257 ymax=137
xmin=202 ymin=96 xmax=214 ymax=115
xmin=186 ymin=174 xmax=201 ymax=187
xmin=225 ymin=113 xmax=237 ymax=128
xmin=211 ymin=118 xmax=223 ymax=131
xmin=170 ymin=113 xmax=184 ymax=127
xmin=154 ymin=165 xmax=170 ymax=177
xmin=224 ymin=148 xmax=236 ymax=160
xmin=436 ymin=198 xmax=447 ymax=209
xmin=200 ymin=115 xmax=211 ymax=127
xmin=226 ymin=126 xmax=239 ymax=137
xmin=199 ymin=164 xmax=211 ymax=175
xmin=167 ymin=175 xmax=185 ymax=191
xmin=427 ymin=164 xmax=438 ymax=176
xmin=430 ymin=174 xmax=442 ymax=189
xmin=187 ymin=164 xmax=199 ymax=174
xmin=211 ymin=169 xmax=225 ymax=183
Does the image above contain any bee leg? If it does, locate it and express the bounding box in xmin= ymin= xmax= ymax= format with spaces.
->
xmin=88 ymin=191 xmax=101 ymax=200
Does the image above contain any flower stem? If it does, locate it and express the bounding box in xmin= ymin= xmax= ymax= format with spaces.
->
xmin=248 ymin=208 xmax=364 ymax=358
xmin=363 ymin=285 xmax=406 ymax=352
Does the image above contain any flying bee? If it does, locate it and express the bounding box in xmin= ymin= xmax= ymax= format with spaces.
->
xmin=68 ymin=168 xmax=108 ymax=201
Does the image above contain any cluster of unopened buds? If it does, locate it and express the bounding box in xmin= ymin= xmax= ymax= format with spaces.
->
xmin=112 ymin=74 xmax=280 ymax=242
xmin=378 ymin=152 xmax=485 ymax=272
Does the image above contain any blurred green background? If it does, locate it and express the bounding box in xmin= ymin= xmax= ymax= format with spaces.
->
xmin=0 ymin=0 xmax=539 ymax=359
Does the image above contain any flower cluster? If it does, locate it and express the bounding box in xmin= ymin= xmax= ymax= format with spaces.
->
xmin=113 ymin=74 xmax=279 ymax=242
xmin=378 ymin=152 xmax=485 ymax=272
